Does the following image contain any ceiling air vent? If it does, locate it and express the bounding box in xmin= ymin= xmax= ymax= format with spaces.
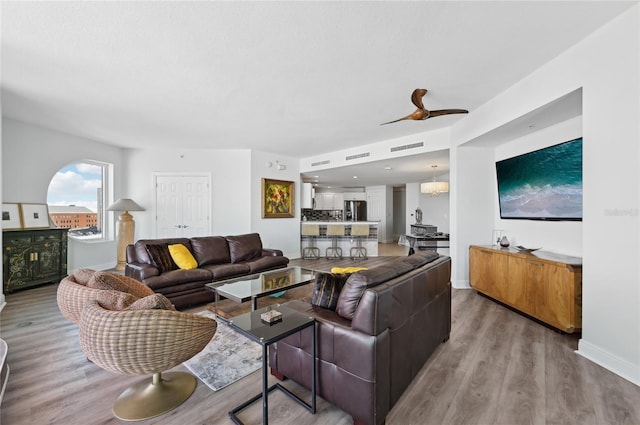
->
xmin=390 ymin=141 xmax=424 ymax=152
xmin=311 ymin=159 xmax=331 ymax=167
xmin=346 ymin=152 xmax=370 ymax=161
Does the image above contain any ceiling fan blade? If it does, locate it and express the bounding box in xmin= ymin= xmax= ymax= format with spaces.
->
xmin=380 ymin=109 xmax=428 ymax=125
xmin=428 ymin=109 xmax=469 ymax=118
xmin=382 ymin=89 xmax=469 ymax=125
xmin=380 ymin=117 xmax=411 ymax=126
xmin=410 ymin=88 xmax=428 ymax=110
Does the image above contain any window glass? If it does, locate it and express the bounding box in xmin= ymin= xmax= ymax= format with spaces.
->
xmin=47 ymin=161 xmax=111 ymax=240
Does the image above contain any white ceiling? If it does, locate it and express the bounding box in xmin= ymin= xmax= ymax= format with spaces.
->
xmin=1 ymin=1 xmax=635 ymax=187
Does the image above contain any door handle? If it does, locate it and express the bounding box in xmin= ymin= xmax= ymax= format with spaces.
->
xmin=174 ymin=225 xmax=183 ymax=228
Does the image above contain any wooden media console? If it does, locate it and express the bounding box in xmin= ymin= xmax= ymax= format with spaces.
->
xmin=469 ymin=245 xmax=582 ymax=333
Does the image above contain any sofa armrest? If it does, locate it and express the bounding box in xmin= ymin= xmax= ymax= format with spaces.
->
xmin=125 ymin=263 xmax=160 ymax=281
xmin=261 ymin=248 xmax=283 ymax=257
xmin=269 ymin=309 xmax=391 ymax=425
xmin=125 ymin=244 xmax=137 ymax=263
xmin=351 ymin=289 xmax=392 ymax=336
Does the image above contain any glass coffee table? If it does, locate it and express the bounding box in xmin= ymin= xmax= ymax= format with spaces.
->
xmin=206 ymin=266 xmax=316 ymax=312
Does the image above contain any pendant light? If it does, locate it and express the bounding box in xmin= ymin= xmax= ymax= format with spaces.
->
xmin=421 ymin=165 xmax=449 ymax=195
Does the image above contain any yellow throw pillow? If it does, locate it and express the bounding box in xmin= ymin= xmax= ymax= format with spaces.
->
xmin=330 ymin=266 xmax=368 ymax=274
xmin=168 ymin=244 xmax=198 ymax=270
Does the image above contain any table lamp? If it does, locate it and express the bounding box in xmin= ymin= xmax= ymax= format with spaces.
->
xmin=107 ymin=198 xmax=145 ymax=271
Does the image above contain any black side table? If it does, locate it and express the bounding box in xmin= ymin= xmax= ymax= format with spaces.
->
xmin=227 ymin=304 xmax=316 ymax=425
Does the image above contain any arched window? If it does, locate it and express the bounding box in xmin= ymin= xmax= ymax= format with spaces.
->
xmin=47 ymin=161 xmax=113 ymax=240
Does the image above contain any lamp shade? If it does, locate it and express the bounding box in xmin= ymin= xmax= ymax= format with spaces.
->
xmin=106 ymin=198 xmax=145 ymax=212
xmin=421 ymin=181 xmax=449 ymax=195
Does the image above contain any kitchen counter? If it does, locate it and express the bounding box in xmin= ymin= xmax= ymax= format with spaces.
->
xmin=300 ymin=221 xmax=379 ymax=257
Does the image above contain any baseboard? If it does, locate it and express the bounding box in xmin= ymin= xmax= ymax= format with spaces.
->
xmin=453 ymin=279 xmax=471 ymax=290
xmin=68 ymin=262 xmax=115 ymax=275
xmin=577 ymin=339 xmax=640 ymax=387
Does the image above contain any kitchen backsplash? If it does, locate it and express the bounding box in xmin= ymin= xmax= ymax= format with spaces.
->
xmin=301 ymin=208 xmax=343 ymax=221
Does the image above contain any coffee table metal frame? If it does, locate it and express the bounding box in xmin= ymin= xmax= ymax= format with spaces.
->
xmin=226 ymin=305 xmax=316 ymax=425
xmin=206 ymin=266 xmax=315 ymax=311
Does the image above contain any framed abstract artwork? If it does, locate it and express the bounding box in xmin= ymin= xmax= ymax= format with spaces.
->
xmin=2 ymin=203 xmax=22 ymax=229
xmin=20 ymin=203 xmax=51 ymax=228
xmin=262 ymin=178 xmax=294 ymax=218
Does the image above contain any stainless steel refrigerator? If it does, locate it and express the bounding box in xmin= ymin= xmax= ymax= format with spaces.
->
xmin=344 ymin=200 xmax=367 ymax=221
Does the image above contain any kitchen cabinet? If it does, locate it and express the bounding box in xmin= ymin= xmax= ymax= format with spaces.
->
xmin=301 ymin=182 xmax=315 ymax=209
xmin=333 ymin=193 xmax=344 ymax=210
xmin=3 ymin=228 xmax=68 ymax=292
xmin=314 ymin=193 xmax=328 ymax=210
xmin=315 ymin=193 xmax=344 ymax=210
xmin=343 ymin=192 xmax=366 ymax=201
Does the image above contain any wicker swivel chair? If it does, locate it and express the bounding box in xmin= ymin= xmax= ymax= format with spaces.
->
xmin=57 ymin=271 xmax=154 ymax=324
xmin=78 ymin=300 xmax=217 ymax=421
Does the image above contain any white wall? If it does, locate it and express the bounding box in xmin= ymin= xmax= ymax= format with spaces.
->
xmin=405 ymin=182 xmax=421 ymax=234
xmin=301 ymin=127 xmax=450 ymax=173
xmin=2 ymin=118 xmax=124 ymax=271
xmin=124 ymin=148 xmax=253 ymax=239
xmin=366 ymin=185 xmax=393 ymax=243
xmin=250 ymin=150 xmax=303 ymax=258
xmin=450 ymin=145 xmax=494 ymax=288
xmin=108 ymin=146 xmax=304 ymax=259
xmin=451 ymin=6 xmax=640 ymax=385
xmin=392 ymin=187 xmax=406 ymax=240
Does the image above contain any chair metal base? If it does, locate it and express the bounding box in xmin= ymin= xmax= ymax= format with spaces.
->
xmin=326 ymin=247 xmax=343 ymax=259
xmin=302 ymin=247 xmax=320 ymax=259
xmin=350 ymin=247 xmax=367 ymax=260
xmin=113 ymin=371 xmax=197 ymax=421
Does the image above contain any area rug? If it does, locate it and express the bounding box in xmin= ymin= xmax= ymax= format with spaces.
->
xmin=183 ymin=310 xmax=262 ymax=391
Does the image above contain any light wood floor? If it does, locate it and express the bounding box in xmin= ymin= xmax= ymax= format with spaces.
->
xmin=1 ymin=244 xmax=639 ymax=425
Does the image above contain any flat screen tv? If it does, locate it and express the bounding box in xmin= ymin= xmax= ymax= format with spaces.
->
xmin=496 ymin=137 xmax=582 ymax=221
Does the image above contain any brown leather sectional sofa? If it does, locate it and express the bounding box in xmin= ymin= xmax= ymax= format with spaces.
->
xmin=269 ymin=251 xmax=451 ymax=425
xmin=125 ymin=233 xmax=289 ymax=309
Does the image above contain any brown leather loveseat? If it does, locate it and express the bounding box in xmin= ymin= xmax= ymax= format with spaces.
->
xmin=269 ymin=251 xmax=451 ymax=425
xmin=125 ymin=233 xmax=289 ymax=309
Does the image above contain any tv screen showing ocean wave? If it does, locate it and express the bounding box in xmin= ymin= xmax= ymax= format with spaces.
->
xmin=496 ymin=138 xmax=582 ymax=221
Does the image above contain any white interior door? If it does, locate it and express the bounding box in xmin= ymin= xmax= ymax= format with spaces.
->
xmin=155 ymin=174 xmax=210 ymax=238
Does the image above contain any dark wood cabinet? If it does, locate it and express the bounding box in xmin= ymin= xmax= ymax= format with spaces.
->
xmin=3 ymin=228 xmax=68 ymax=293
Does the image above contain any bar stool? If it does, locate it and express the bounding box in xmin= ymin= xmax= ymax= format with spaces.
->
xmin=301 ymin=224 xmax=321 ymax=259
xmin=325 ymin=224 xmax=344 ymax=259
xmin=350 ymin=224 xmax=369 ymax=260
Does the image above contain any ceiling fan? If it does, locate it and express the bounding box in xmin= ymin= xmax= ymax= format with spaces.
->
xmin=381 ymin=88 xmax=468 ymax=125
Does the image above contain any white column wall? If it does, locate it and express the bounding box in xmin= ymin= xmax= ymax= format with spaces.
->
xmin=451 ymin=6 xmax=639 ymax=385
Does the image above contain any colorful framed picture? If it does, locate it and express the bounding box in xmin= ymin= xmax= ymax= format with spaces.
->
xmin=2 ymin=203 xmax=23 ymax=230
xmin=20 ymin=203 xmax=51 ymax=229
xmin=262 ymin=178 xmax=294 ymax=218
xmin=261 ymin=268 xmax=296 ymax=291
